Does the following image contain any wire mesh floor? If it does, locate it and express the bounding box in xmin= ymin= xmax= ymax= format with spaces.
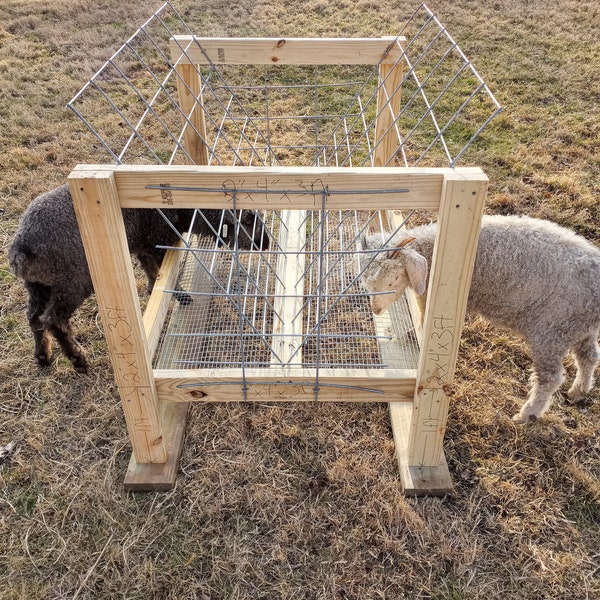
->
xmin=153 ymin=209 xmax=420 ymax=372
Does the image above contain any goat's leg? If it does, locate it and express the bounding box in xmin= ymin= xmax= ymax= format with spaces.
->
xmin=42 ymin=293 xmax=88 ymax=373
xmin=567 ymin=333 xmax=600 ymax=401
xmin=513 ymin=350 xmax=566 ymax=424
xmin=47 ymin=321 xmax=88 ymax=374
xmin=25 ymin=282 xmax=53 ymax=367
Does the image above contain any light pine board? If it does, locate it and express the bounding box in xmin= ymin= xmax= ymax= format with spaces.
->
xmin=170 ymin=37 xmax=405 ymax=66
xmin=69 ymin=172 xmax=167 ymax=466
xmin=409 ymin=172 xmax=487 ymax=469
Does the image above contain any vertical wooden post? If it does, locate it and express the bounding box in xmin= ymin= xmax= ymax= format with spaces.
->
xmin=69 ymin=171 xmax=167 ymax=466
xmin=175 ymin=62 xmax=209 ymax=165
xmin=374 ymin=38 xmax=404 ymax=231
xmin=393 ymin=170 xmax=487 ymax=495
xmin=374 ymin=38 xmax=404 ymax=168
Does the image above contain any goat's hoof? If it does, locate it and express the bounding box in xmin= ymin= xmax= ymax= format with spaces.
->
xmin=566 ymin=388 xmax=585 ymax=403
xmin=512 ymin=412 xmax=538 ymax=425
xmin=35 ymin=353 xmax=53 ymax=368
xmin=70 ymin=357 xmax=88 ymax=374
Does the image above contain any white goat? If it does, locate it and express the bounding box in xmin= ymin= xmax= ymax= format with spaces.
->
xmin=361 ymin=214 xmax=600 ymax=423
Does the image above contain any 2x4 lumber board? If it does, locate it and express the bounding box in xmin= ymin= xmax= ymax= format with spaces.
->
xmin=138 ymin=245 xmax=192 ymax=490
xmin=409 ymin=173 xmax=488 ymax=467
xmin=375 ymin=43 xmax=404 ymax=168
xmin=69 ymin=173 xmax=167 ymax=465
xmin=377 ymin=187 xmax=449 ymax=492
xmin=124 ymin=401 xmax=189 ymax=491
xmin=143 ymin=241 xmax=186 ymax=359
xmin=70 ymin=164 xmax=486 ymax=211
xmin=372 ymin=293 xmax=447 ymax=493
xmin=170 ymin=37 xmax=406 ymax=66
xmin=390 ymin=402 xmax=453 ymax=495
xmin=174 ymin=63 xmax=209 ymax=165
xmin=153 ymin=368 xmax=417 ymax=403
xmin=111 ymin=165 xmax=446 ymax=210
xmin=271 ymin=210 xmax=306 ymax=366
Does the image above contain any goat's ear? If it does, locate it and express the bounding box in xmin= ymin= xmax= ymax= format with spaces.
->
xmin=404 ymin=249 xmax=428 ymax=296
xmin=386 ymin=237 xmax=416 ymax=260
xmin=362 ymin=234 xmax=381 ymax=251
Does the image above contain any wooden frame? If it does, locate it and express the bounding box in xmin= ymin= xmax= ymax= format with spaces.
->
xmin=69 ymin=164 xmax=486 ymax=494
xmin=69 ymin=37 xmax=488 ymax=494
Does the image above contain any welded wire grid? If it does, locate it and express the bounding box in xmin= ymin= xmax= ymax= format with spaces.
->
xmin=67 ymin=2 xmax=500 ymax=375
xmin=67 ymin=2 xmax=501 ymax=167
xmin=300 ymin=209 xmax=419 ymax=369
xmin=153 ymin=207 xmax=419 ymax=370
xmin=153 ymin=222 xmax=279 ymax=370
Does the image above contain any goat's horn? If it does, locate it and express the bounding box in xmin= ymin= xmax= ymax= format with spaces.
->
xmin=386 ymin=237 xmax=416 ymax=259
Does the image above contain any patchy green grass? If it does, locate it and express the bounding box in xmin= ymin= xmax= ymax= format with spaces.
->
xmin=1 ymin=1 xmax=599 ymax=599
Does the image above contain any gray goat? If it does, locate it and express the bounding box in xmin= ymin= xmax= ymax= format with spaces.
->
xmin=9 ymin=184 xmax=268 ymax=373
xmin=361 ymin=214 xmax=600 ymax=423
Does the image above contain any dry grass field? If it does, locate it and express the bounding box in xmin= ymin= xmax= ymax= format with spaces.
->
xmin=1 ymin=0 xmax=599 ymax=598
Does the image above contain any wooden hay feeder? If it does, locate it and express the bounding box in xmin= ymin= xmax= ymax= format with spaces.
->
xmin=67 ymin=3 xmax=500 ymax=494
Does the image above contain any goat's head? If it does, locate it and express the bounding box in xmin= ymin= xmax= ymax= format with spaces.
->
xmin=216 ymin=209 xmax=270 ymax=250
xmin=361 ymin=235 xmax=428 ymax=315
xmin=234 ymin=209 xmax=270 ymax=250
xmin=187 ymin=209 xmax=270 ymax=251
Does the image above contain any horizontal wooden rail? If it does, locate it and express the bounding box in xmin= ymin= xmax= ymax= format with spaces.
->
xmin=68 ymin=165 xmax=486 ymax=211
xmin=154 ymin=368 xmax=417 ymax=403
xmin=170 ymin=36 xmax=405 ymax=66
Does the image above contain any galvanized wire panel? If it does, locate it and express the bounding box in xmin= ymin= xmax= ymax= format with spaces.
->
xmin=67 ymin=2 xmax=501 ymax=168
xmin=152 ymin=209 xmax=420 ymax=371
xmin=153 ymin=228 xmax=280 ymax=369
xmin=67 ymin=2 xmax=499 ymax=376
xmin=300 ymin=209 xmax=419 ymax=370
xmin=389 ymin=4 xmax=503 ymax=167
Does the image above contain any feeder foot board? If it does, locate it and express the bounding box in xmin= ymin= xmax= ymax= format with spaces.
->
xmin=389 ymin=402 xmax=453 ymax=496
xmin=124 ymin=402 xmax=189 ymax=491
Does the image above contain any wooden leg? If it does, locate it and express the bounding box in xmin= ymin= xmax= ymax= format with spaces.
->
xmin=390 ymin=402 xmax=453 ymax=496
xmin=124 ymin=402 xmax=190 ymax=491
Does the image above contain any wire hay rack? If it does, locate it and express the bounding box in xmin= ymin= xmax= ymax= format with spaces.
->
xmin=68 ymin=2 xmax=500 ymax=168
xmin=67 ymin=1 xmax=501 ymax=493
